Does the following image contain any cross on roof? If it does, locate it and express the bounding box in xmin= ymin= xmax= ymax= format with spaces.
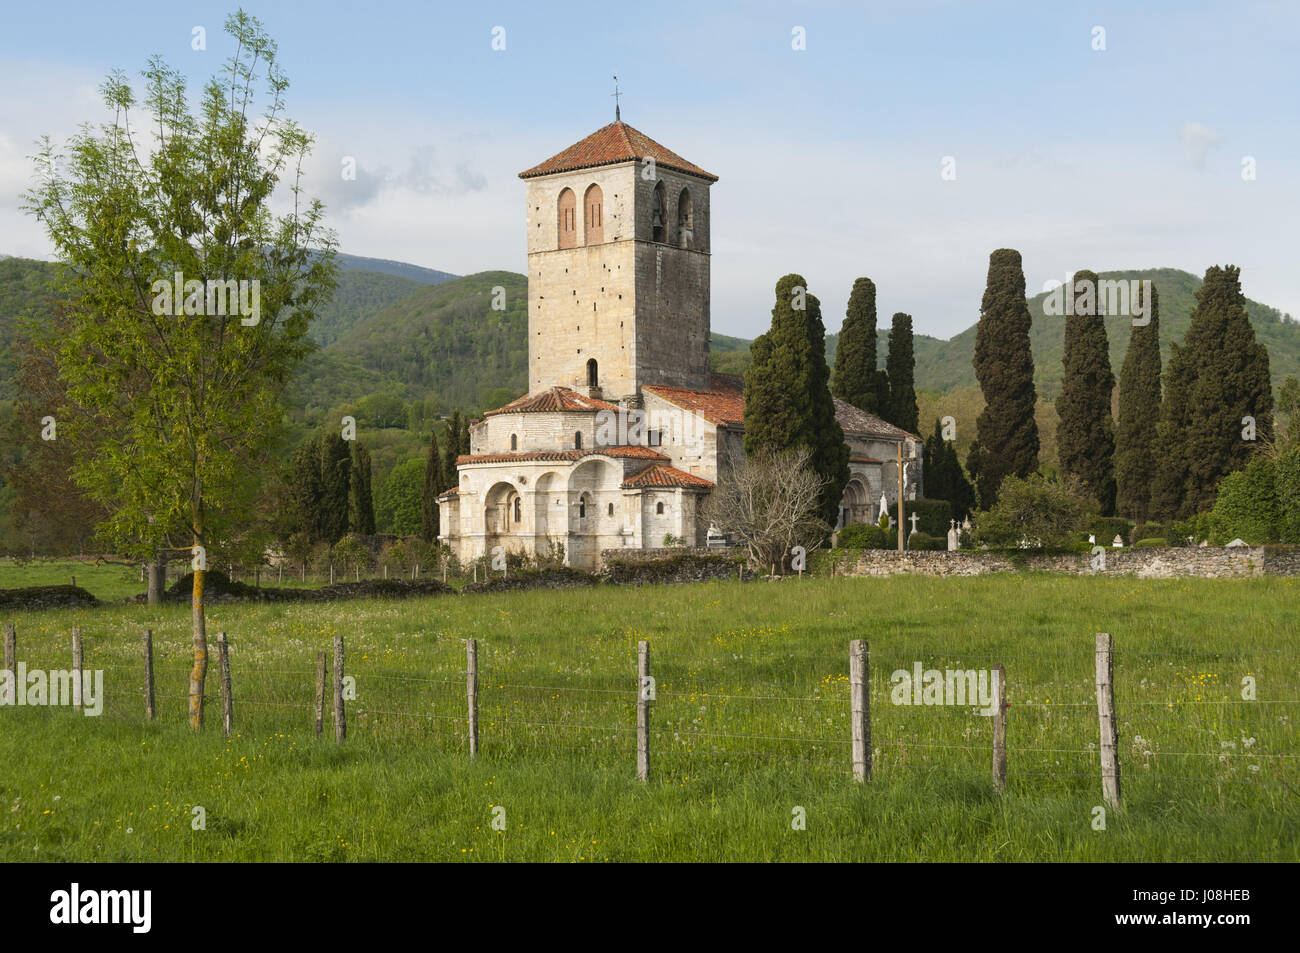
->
xmin=612 ymin=75 xmax=622 ymax=121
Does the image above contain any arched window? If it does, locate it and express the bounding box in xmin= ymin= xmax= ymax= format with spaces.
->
xmin=512 ymin=497 xmax=521 ymax=523
xmin=607 ymin=502 xmax=614 ymax=517
xmin=510 ymin=433 xmax=517 ymax=451
xmin=558 ymin=188 xmax=577 ymax=249
xmin=579 ymin=494 xmax=590 ymax=519
xmin=677 ymin=188 xmax=694 ymax=249
xmin=651 ymin=181 xmax=667 ymax=243
xmin=574 ymin=431 xmax=583 ymax=450
xmin=584 ymin=184 xmax=604 ymax=244
xmin=586 ymin=358 xmax=598 ymax=388
xmin=656 ymin=501 xmax=665 ymax=515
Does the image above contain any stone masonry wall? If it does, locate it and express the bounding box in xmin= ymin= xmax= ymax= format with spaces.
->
xmin=834 ymin=546 xmax=1295 ymax=578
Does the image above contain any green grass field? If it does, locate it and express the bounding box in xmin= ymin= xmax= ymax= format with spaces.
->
xmin=1 ymin=572 xmax=1297 ymax=861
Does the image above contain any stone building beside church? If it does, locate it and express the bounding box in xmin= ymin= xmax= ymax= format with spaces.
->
xmin=438 ymin=118 xmax=921 ymax=569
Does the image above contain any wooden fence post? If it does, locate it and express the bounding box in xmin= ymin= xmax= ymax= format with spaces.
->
xmin=1095 ymin=632 xmax=1121 ymax=811
xmin=71 ymin=626 xmax=83 ymax=709
xmin=217 ymin=632 xmax=233 ymax=736
xmin=850 ymin=640 xmax=871 ymax=782
xmin=329 ymin=563 xmax=335 ymax=586
xmin=3 ymin=623 xmax=15 ymax=705
xmin=314 ymin=650 xmax=326 ymax=739
xmin=466 ymin=638 xmax=479 ymax=758
xmin=142 ymin=629 xmax=156 ymax=721
xmin=992 ymin=662 xmax=1007 ymax=793
xmin=333 ymin=634 xmax=346 ymax=742
xmin=637 ymin=640 xmax=650 ymax=782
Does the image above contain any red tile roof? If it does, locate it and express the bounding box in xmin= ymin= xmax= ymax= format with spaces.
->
xmin=849 ymin=456 xmax=883 ymax=464
xmin=456 ymin=445 xmax=670 ymax=466
xmin=519 ymin=121 xmax=718 ymax=182
xmin=622 ymin=465 xmax=714 ymax=489
xmin=483 ymin=387 xmax=619 ymax=417
xmin=437 ymin=486 xmax=459 ymax=499
xmin=643 ymin=374 xmax=746 ymax=427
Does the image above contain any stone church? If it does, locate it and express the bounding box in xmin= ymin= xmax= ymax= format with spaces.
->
xmin=438 ymin=118 xmax=922 ymax=569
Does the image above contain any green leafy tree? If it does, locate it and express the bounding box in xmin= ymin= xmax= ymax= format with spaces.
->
xmin=886 ymin=312 xmax=918 ymax=432
xmin=971 ymin=473 xmax=1098 ymax=549
xmin=1115 ymin=283 xmax=1162 ymax=521
xmin=831 ymin=277 xmax=879 ymax=413
xmin=285 ymin=434 xmax=324 ymax=541
xmin=1276 ymin=376 xmax=1300 ymax=451
xmin=1154 ymin=266 xmax=1274 ymax=517
xmin=350 ymin=442 xmax=376 ymax=535
xmin=970 ymin=249 xmax=1039 ymax=507
xmin=1210 ymin=456 xmax=1278 ymax=544
xmin=319 ymin=432 xmax=352 ymax=544
xmin=1056 ymin=271 xmax=1116 ymax=514
xmin=22 ymin=12 xmax=337 ymax=727
xmin=743 ymin=274 xmax=849 ymax=525
xmin=375 ymin=458 xmax=424 ymax=536
xmin=1274 ymin=447 xmax=1300 ymax=543
xmin=421 ymin=429 xmax=445 ymax=542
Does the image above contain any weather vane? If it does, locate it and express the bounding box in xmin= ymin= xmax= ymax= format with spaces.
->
xmin=612 ymin=75 xmax=622 ymax=121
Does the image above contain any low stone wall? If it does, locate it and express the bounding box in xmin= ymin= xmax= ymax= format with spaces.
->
xmin=834 ymin=546 xmax=1298 ymax=579
xmin=599 ymin=548 xmax=741 ymax=584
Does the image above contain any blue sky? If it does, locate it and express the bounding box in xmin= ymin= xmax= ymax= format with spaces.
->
xmin=2 ymin=0 xmax=1297 ymax=340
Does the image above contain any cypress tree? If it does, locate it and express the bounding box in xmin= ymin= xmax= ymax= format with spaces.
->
xmin=318 ymin=432 xmax=352 ymax=545
xmin=1157 ymin=265 xmax=1274 ymax=517
xmin=350 ymin=443 xmax=376 ymax=535
xmin=421 ymin=429 xmax=444 ymax=543
xmin=1151 ymin=338 xmax=1193 ymax=520
xmin=1056 ymin=270 xmax=1117 ymax=514
xmin=286 ymin=434 xmax=324 ymax=542
xmin=442 ymin=410 xmax=463 ymax=482
xmin=744 ymin=274 xmax=850 ymax=524
xmin=886 ymin=312 xmax=918 ymax=432
xmin=832 ymin=277 xmax=879 ymax=413
xmin=922 ymin=418 xmax=976 ymax=520
xmin=458 ymin=414 xmax=471 ymax=455
xmin=970 ymin=249 xmax=1039 ymax=507
xmin=1115 ymin=283 xmax=1162 ymax=521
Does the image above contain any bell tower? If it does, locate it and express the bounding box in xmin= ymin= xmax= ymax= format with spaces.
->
xmin=519 ymin=120 xmax=717 ymax=402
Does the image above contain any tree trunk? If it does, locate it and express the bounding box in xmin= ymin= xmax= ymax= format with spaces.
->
xmin=189 ymin=521 xmax=208 ymax=730
xmin=146 ymin=557 xmax=166 ymax=605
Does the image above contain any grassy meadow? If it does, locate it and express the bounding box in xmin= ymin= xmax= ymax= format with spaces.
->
xmin=1 ymin=570 xmax=1297 ymax=862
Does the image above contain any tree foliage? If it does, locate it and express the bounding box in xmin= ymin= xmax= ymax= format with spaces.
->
xmin=886 ymin=312 xmax=919 ymax=433
xmin=970 ymin=249 xmax=1039 ymax=507
xmin=971 ymin=473 xmax=1097 ymax=549
xmin=21 ymin=12 xmax=337 ymax=727
xmin=1056 ymin=270 xmax=1117 ymax=514
xmin=743 ymin=274 xmax=849 ymax=525
xmin=1115 ymin=283 xmax=1162 ymax=521
xmin=831 ymin=277 xmax=879 ymax=413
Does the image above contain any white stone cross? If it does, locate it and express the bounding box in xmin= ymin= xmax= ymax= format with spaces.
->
xmin=909 ymin=512 xmax=921 ymax=535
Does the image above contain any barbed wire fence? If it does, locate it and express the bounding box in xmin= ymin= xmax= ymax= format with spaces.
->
xmin=3 ymin=620 xmax=1298 ymax=807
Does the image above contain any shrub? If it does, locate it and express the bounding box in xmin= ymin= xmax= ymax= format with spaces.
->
xmin=971 ymin=474 xmax=1098 ymax=549
xmin=1170 ymin=512 xmax=1213 ymax=546
xmin=838 ymin=522 xmax=893 ymax=550
xmin=907 ymin=531 xmax=946 ymax=551
xmin=1211 ymin=456 xmax=1278 ymax=545
xmin=904 ymin=499 xmax=953 ymax=537
xmin=1135 ymin=537 xmax=1169 ymax=548
xmin=1274 ymin=448 xmax=1300 ymax=543
xmin=1090 ymin=517 xmax=1132 ymax=544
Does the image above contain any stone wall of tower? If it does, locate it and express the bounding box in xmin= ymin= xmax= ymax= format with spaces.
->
xmin=525 ymin=164 xmax=639 ymax=399
xmin=524 ymin=160 xmax=713 ymax=400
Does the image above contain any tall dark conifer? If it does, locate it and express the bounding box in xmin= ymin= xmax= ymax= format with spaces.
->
xmin=1155 ymin=265 xmax=1273 ymax=517
xmin=318 ymin=432 xmax=352 ymax=545
xmin=832 ymin=277 xmax=879 ymax=413
xmin=350 ymin=443 xmax=376 ymax=535
xmin=1115 ymin=283 xmax=1162 ymax=521
xmin=287 ymin=434 xmax=324 ymax=541
xmin=422 ymin=429 xmax=444 ymax=542
xmin=1056 ymin=270 xmax=1116 ymax=513
xmin=442 ymin=410 xmax=463 ymax=483
xmin=970 ymin=249 xmax=1039 ymax=506
xmin=744 ymin=274 xmax=850 ymax=524
xmin=886 ymin=312 xmax=919 ymax=433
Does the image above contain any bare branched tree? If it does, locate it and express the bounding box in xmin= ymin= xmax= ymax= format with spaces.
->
xmin=702 ymin=447 xmax=831 ymax=573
